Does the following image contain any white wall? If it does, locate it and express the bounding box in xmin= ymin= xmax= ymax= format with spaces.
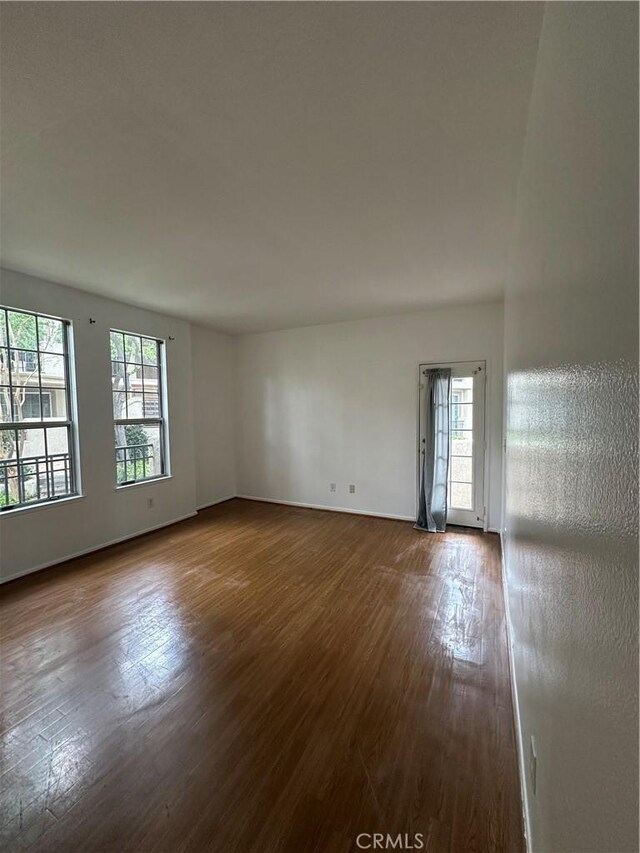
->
xmin=235 ymin=303 xmax=504 ymax=529
xmin=502 ymin=4 xmax=638 ymax=852
xmin=0 ymin=269 xmax=202 ymax=581
xmin=191 ymin=324 xmax=236 ymax=508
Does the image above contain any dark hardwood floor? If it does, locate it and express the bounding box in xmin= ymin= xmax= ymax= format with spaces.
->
xmin=0 ymin=499 xmax=523 ymax=852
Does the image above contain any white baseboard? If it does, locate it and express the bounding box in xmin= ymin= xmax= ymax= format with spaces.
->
xmin=237 ymin=494 xmax=415 ymax=523
xmin=0 ymin=511 xmax=198 ymax=585
xmin=196 ymin=494 xmax=236 ymax=511
xmin=499 ymin=530 xmax=531 ymax=853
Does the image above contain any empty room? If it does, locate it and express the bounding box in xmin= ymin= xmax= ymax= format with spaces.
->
xmin=0 ymin=2 xmax=637 ymax=852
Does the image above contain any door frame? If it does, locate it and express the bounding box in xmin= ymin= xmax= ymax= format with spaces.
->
xmin=417 ymin=360 xmax=488 ymax=530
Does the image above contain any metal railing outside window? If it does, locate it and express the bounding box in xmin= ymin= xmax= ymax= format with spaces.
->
xmin=115 ymin=442 xmax=154 ymax=486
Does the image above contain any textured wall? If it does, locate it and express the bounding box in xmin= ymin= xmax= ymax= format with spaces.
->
xmin=503 ymin=4 xmax=638 ymax=852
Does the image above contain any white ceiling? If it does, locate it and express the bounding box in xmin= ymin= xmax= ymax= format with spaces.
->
xmin=0 ymin=3 xmax=543 ymax=334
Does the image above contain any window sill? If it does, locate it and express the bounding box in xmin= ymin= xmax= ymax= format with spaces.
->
xmin=0 ymin=494 xmax=85 ymax=518
xmin=115 ymin=475 xmax=172 ymax=491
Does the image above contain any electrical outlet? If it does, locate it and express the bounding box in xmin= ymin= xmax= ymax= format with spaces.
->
xmin=529 ymin=735 xmax=537 ymax=795
xmin=349 ymin=484 xmax=356 ymax=494
xmin=330 ymin=482 xmax=337 ymax=493
xmin=147 ymin=498 xmax=154 ymax=509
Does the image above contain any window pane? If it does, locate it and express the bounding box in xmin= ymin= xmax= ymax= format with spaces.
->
xmin=111 ymin=362 xmax=126 ymax=392
xmin=1 ymin=428 xmax=18 ymax=462
xmin=126 ymin=392 xmax=142 ymax=419
xmin=0 ymin=387 xmax=11 ymax=422
xmin=129 ymin=361 xmax=144 ymax=379
xmin=19 ymin=427 xmax=45 ymax=505
xmin=142 ymin=339 xmax=158 ymax=365
xmin=143 ymin=365 xmax=159 ymax=387
xmin=0 ymin=428 xmax=19 ymax=509
xmin=21 ymin=390 xmax=43 ymax=420
xmin=125 ymin=363 xmax=143 ymax=393
xmin=41 ymin=387 xmax=67 ymax=420
xmin=40 ymin=352 xmax=65 ymax=380
xmin=110 ymin=332 xmax=125 ymax=361
xmin=17 ymin=426 xmax=72 ymax=503
xmin=7 ymin=311 xmax=36 ymax=351
xmin=12 ymin=348 xmax=38 ymax=375
xmin=40 ymin=392 xmax=53 ymax=419
xmin=450 ymin=456 xmax=472 ymax=483
xmin=125 ymin=335 xmax=141 ymax=364
xmin=20 ymin=425 xmax=45 ymax=458
xmin=449 ymin=482 xmax=473 ymax=510
xmin=46 ymin=427 xmax=71 ymax=496
xmin=113 ymin=390 xmax=126 ymax=419
xmin=14 ymin=386 xmax=37 ymax=421
xmin=114 ymin=423 xmax=162 ymax=484
xmin=143 ymin=394 xmax=159 ymax=418
xmin=37 ymin=317 xmax=64 ymax=353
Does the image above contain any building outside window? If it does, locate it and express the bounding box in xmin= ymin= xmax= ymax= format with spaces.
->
xmin=0 ymin=307 xmax=77 ymax=510
xmin=110 ymin=330 xmax=168 ymax=486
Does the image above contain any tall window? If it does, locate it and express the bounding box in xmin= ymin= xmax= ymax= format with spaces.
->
xmin=110 ymin=330 xmax=167 ymax=486
xmin=0 ymin=307 xmax=77 ymax=511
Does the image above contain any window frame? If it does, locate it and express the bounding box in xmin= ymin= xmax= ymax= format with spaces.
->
xmin=0 ymin=305 xmax=79 ymax=512
xmin=110 ymin=329 xmax=169 ymax=488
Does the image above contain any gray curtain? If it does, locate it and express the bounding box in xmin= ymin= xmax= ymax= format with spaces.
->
xmin=415 ymin=368 xmax=451 ymax=533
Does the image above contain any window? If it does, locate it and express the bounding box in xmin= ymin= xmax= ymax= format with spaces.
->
xmin=110 ymin=330 xmax=167 ymax=486
xmin=0 ymin=307 xmax=77 ymax=511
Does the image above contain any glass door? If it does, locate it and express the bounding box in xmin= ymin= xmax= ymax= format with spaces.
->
xmin=418 ymin=361 xmax=486 ymax=529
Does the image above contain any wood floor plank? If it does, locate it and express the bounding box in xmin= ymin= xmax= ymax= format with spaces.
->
xmin=0 ymin=498 xmax=524 ymax=852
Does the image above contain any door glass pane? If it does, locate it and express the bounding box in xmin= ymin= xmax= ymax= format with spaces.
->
xmin=449 ymin=481 xmax=473 ymax=510
xmin=452 ymin=401 xmax=473 ymax=432
xmin=450 ymin=456 xmax=472 ymax=483
xmin=451 ymin=432 xmax=472 ymax=457
xmin=452 ymin=376 xmax=473 ymax=397
xmin=448 ymin=376 xmax=474 ymax=512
